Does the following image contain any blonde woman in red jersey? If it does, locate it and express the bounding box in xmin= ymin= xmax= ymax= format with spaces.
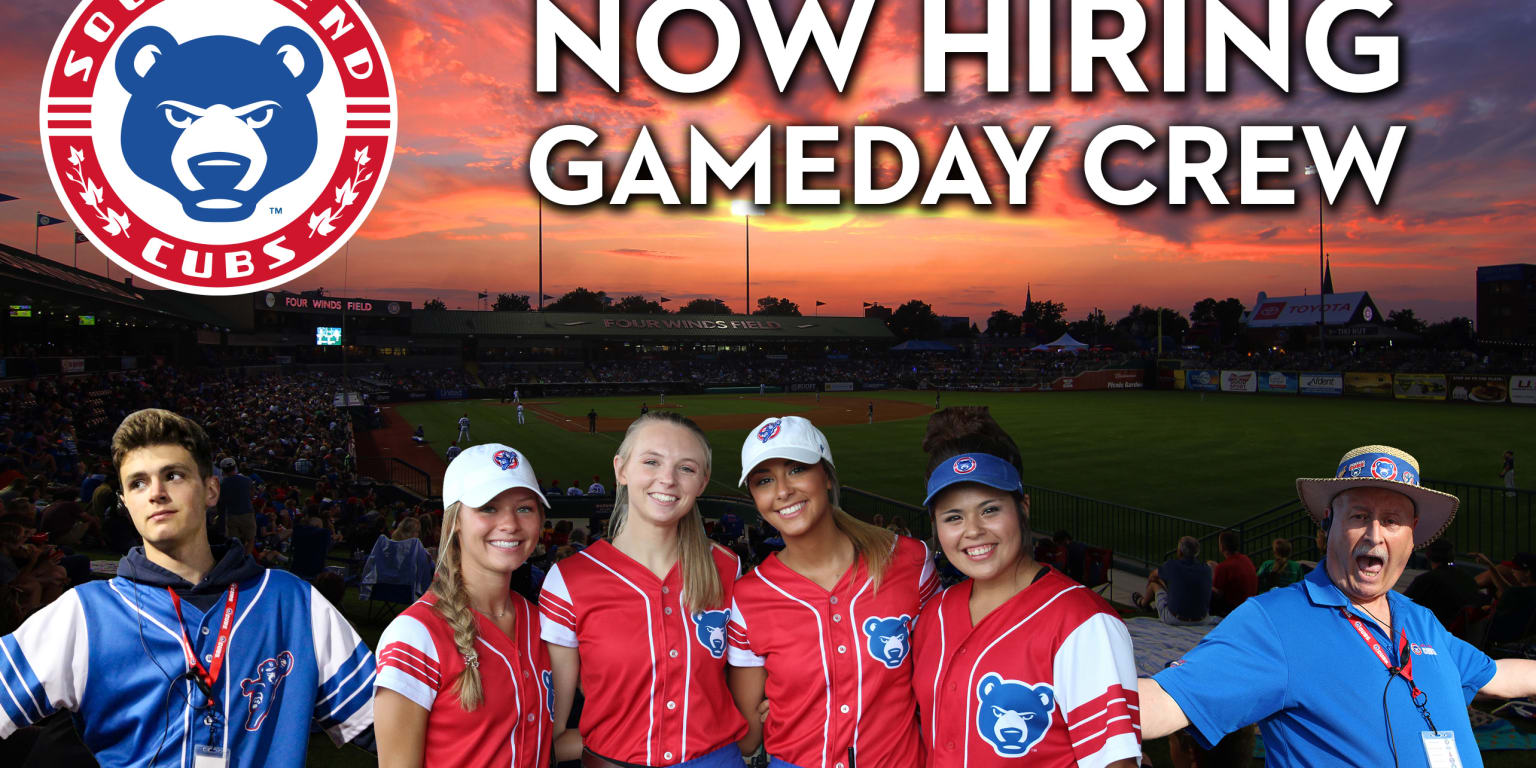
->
xmin=728 ymin=416 xmax=939 ymax=768
xmin=374 ymin=443 xmax=553 ymax=768
xmin=540 ymin=412 xmax=747 ymax=768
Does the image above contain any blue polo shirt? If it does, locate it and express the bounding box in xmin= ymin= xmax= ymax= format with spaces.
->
xmin=1154 ymin=563 xmax=1496 ymax=767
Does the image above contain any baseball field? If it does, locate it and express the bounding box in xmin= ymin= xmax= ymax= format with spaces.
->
xmin=376 ymin=390 xmax=1528 ymax=524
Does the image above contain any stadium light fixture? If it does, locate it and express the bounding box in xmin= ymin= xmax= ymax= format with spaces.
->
xmin=731 ymin=201 xmax=764 ymax=315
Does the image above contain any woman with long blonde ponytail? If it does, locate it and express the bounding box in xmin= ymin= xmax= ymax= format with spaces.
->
xmin=375 ymin=444 xmax=554 ymax=768
xmin=539 ymin=412 xmax=748 ymax=768
xmin=726 ymin=415 xmax=939 ymax=768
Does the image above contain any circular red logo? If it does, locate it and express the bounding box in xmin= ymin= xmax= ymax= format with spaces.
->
xmin=40 ymin=0 xmax=396 ymax=294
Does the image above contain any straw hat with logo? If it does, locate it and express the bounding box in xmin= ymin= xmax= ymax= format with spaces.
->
xmin=1295 ymin=445 xmax=1459 ymax=549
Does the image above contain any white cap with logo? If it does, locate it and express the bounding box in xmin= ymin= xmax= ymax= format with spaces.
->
xmin=443 ymin=443 xmax=551 ymax=510
xmin=738 ymin=416 xmax=834 ymax=486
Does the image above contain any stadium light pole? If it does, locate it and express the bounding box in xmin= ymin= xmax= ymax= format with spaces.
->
xmin=538 ymin=195 xmax=544 ymax=311
xmin=731 ymin=201 xmax=763 ymax=314
xmin=1306 ymin=165 xmax=1324 ymax=354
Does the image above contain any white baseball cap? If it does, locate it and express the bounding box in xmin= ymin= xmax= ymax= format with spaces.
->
xmin=739 ymin=416 xmax=834 ymax=486
xmin=443 ymin=443 xmax=551 ymax=510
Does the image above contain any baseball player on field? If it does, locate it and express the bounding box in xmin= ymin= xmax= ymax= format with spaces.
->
xmin=0 ymin=409 xmax=376 ymax=767
xmin=728 ymin=416 xmax=939 ymax=768
xmin=911 ymin=408 xmax=1140 ymax=768
xmin=517 ymin=403 xmax=526 ymax=425
xmin=374 ymin=444 xmax=553 ymax=768
xmin=456 ymin=413 xmax=471 ymax=444
xmin=539 ymin=412 xmax=747 ymax=768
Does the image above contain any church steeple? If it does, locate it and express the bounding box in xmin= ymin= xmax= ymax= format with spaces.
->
xmin=1025 ymin=283 xmax=1033 ymax=312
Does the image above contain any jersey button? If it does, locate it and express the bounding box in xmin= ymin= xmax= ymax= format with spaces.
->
xmin=200 ymin=627 xmax=209 ymax=635
xmin=204 ymin=654 xmax=214 ymax=663
xmin=667 ymin=700 xmax=677 ymax=710
xmin=527 ymin=713 xmax=536 ymax=722
xmin=669 ymin=649 xmax=679 ymax=658
xmin=837 ymin=645 xmax=847 ymax=654
xmin=829 ymin=596 xmax=838 ymax=605
xmin=665 ymin=607 xmax=673 ymax=615
xmin=836 ymin=763 xmax=844 ymax=768
xmin=665 ymin=753 xmax=674 ymax=761
xmin=662 ymin=587 xmax=671 ymax=595
xmin=840 ymin=704 xmax=850 ymax=714
xmin=946 ymin=741 xmax=955 ymax=751
xmin=832 ymin=614 xmax=842 ymax=623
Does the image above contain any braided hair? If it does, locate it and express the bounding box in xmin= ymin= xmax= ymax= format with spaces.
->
xmin=431 ymin=501 xmax=485 ymax=711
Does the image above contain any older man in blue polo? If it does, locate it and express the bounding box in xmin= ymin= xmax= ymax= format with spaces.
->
xmin=1139 ymin=445 xmax=1536 ymax=767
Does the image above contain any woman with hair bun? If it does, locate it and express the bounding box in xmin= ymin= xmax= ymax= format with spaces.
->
xmin=540 ymin=412 xmax=747 ymax=768
xmin=374 ymin=443 xmax=553 ymax=768
xmin=727 ymin=416 xmax=938 ymax=768
xmin=911 ymin=408 xmax=1139 ymax=768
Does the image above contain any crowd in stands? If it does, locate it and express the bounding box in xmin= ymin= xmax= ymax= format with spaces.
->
xmin=1173 ymin=345 xmax=1530 ymax=376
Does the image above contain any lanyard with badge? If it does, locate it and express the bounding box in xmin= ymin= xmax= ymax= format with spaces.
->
xmin=1341 ymin=607 xmax=1460 ymax=768
xmin=170 ymin=585 xmax=238 ymax=768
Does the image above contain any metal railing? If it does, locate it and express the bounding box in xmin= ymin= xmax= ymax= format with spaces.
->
xmin=1024 ymin=485 xmax=1225 ymax=573
xmin=1207 ymin=480 xmax=1534 ymax=567
xmin=358 ymin=456 xmax=433 ymax=498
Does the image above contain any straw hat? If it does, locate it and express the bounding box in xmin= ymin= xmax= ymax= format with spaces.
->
xmin=1295 ymin=445 xmax=1458 ymax=549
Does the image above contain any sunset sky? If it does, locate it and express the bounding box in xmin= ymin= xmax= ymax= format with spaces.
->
xmin=3 ymin=0 xmax=1532 ymax=322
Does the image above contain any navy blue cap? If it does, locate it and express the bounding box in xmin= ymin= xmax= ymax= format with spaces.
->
xmin=924 ymin=453 xmax=1023 ymax=507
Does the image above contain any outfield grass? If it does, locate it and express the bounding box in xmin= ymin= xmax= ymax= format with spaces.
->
xmin=397 ymin=390 xmax=1529 ymax=526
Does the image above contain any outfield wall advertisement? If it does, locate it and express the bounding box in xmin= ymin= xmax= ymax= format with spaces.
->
xmin=1187 ymin=370 xmax=1219 ymax=392
xmin=1299 ymin=373 xmax=1344 ymax=396
xmin=1448 ymin=375 xmax=1509 ymax=404
xmin=1220 ymin=370 xmax=1258 ymax=393
xmin=1512 ymin=376 xmax=1536 ymax=405
xmin=1257 ymin=372 xmax=1299 ymax=394
xmin=1048 ymin=369 xmax=1144 ymax=391
xmin=1345 ymin=372 xmax=1395 ymax=397
xmin=1394 ymin=374 xmax=1447 ymax=401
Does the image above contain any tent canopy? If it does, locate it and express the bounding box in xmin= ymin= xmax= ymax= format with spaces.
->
xmin=1031 ymin=332 xmax=1088 ymax=352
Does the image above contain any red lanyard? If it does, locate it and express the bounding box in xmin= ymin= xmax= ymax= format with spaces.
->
xmin=1341 ymin=606 xmax=1439 ymax=734
xmin=169 ymin=585 xmax=239 ymax=697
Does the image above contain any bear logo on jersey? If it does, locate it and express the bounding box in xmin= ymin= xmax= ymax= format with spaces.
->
xmin=691 ymin=610 xmax=730 ymax=658
xmin=115 ymin=26 xmax=323 ymax=222
xmin=240 ymin=650 xmax=295 ymax=731
xmin=862 ymin=615 xmax=913 ymax=669
xmin=543 ymin=669 xmax=555 ymax=722
xmin=975 ymin=673 xmax=1055 ymax=757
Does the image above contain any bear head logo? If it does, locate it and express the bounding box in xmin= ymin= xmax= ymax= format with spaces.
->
xmin=691 ymin=609 xmax=730 ymax=659
xmin=239 ymin=650 xmax=295 ymax=732
xmin=975 ymin=673 xmax=1055 ymax=758
xmin=114 ymin=26 xmax=323 ymax=222
xmin=861 ymin=615 xmax=912 ymax=670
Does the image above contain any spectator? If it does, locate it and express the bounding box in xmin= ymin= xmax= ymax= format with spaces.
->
xmin=565 ymin=483 xmax=584 ymax=496
xmin=587 ymin=475 xmax=606 ymax=496
xmin=545 ymin=478 xmax=561 ymax=495
xmin=1408 ymin=538 xmax=1482 ymax=635
xmin=1471 ymin=551 xmax=1536 ymax=599
xmin=1255 ymin=537 xmax=1307 ymax=592
xmin=1208 ymin=529 xmax=1257 ymax=615
xmin=1502 ymin=449 xmax=1516 ymax=496
xmin=1133 ymin=536 xmax=1212 ymax=625
xmin=1051 ymin=529 xmax=1088 ymax=584
xmin=218 ymin=457 xmax=256 ymax=550
xmin=445 ymin=444 xmax=461 ymax=462
xmin=1166 ymin=724 xmax=1258 ymax=768
xmin=39 ymin=497 xmax=98 ymax=549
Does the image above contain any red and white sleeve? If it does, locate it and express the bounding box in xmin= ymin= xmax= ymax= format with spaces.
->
xmin=1053 ymin=612 xmax=1141 ymax=768
xmin=916 ymin=541 xmax=940 ymax=608
xmin=375 ymin=614 xmax=441 ymax=712
xmin=538 ymin=563 xmax=579 ymax=647
xmin=726 ymin=596 xmax=765 ymax=667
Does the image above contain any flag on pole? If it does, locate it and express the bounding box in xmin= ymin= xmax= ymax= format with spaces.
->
xmin=542 ymin=294 xmax=554 ymax=300
xmin=476 ymin=291 xmax=488 ymax=299
xmin=74 ymin=230 xmax=88 ymax=244
xmin=862 ymin=301 xmax=872 ymax=307
xmin=815 ymin=301 xmax=826 ymax=306
xmin=0 ymin=193 xmax=18 ymax=203
xmin=658 ymin=297 xmax=671 ymax=303
xmin=37 ymin=213 xmax=67 ymax=227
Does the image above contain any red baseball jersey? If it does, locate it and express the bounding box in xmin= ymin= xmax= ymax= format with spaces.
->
xmin=540 ymin=539 xmax=747 ymax=765
xmin=912 ymin=568 xmax=1139 ymax=768
xmin=728 ymin=536 xmax=939 ymax=768
xmin=375 ymin=591 xmax=552 ymax=768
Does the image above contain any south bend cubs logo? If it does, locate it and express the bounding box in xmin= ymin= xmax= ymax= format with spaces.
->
xmin=1371 ymin=457 xmax=1398 ymax=480
xmin=975 ymin=673 xmax=1055 ymax=758
xmin=691 ymin=610 xmax=730 ymax=658
xmin=40 ymin=0 xmax=396 ymax=294
xmin=494 ymin=449 xmax=519 ymax=470
xmin=861 ymin=615 xmax=912 ymax=669
xmin=757 ymin=420 xmax=782 ymax=443
xmin=240 ymin=650 xmax=294 ymax=731
xmin=953 ymin=456 xmax=977 ymax=475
